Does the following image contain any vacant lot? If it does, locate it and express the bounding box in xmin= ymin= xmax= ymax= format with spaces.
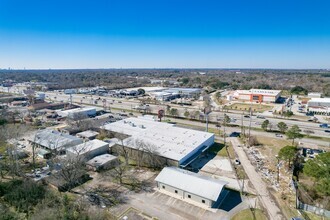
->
xmin=231 ymin=208 xmax=267 ymax=220
xmin=228 ymin=103 xmax=273 ymax=113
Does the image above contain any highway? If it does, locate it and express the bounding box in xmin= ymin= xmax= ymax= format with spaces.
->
xmin=45 ymin=91 xmax=330 ymax=139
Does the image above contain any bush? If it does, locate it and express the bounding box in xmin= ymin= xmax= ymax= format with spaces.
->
xmin=3 ymin=180 xmax=46 ymax=214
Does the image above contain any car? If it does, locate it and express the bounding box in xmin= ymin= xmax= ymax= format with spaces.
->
xmin=256 ymin=115 xmax=265 ymax=119
xmin=319 ymin=123 xmax=329 ymax=128
xmin=275 ymin=134 xmax=283 ymax=137
xmin=244 ymin=115 xmax=250 ymax=118
xmin=235 ymin=159 xmax=241 ymax=165
xmin=303 ymin=129 xmax=314 ymax=134
xmin=325 ymin=130 xmax=330 ymax=133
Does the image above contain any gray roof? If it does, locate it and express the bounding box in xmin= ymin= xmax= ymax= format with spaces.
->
xmin=86 ymin=154 xmax=117 ymax=167
xmin=102 ymin=117 xmax=214 ymax=162
xmin=66 ymin=139 xmax=109 ymax=156
xmin=30 ymin=129 xmax=83 ymax=150
xmin=155 ymin=167 xmax=228 ymax=201
xmin=76 ymin=130 xmax=99 ymax=138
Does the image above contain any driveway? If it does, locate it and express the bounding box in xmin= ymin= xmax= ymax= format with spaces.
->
xmin=230 ymin=137 xmax=285 ymax=220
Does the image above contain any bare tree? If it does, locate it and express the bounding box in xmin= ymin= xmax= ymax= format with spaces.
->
xmin=0 ymin=124 xmax=30 ymax=179
xmin=113 ymin=132 xmax=130 ymax=165
xmin=130 ymin=138 xmax=166 ymax=169
xmin=51 ymin=142 xmax=90 ymax=192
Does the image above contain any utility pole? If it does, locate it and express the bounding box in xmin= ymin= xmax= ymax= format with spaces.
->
xmin=241 ymin=111 xmax=244 ymax=136
xmin=223 ymin=113 xmax=227 ymax=147
xmin=276 ymin=155 xmax=280 ymax=184
xmin=69 ymin=94 xmax=72 ymax=107
xmin=248 ymin=106 xmax=252 ymax=146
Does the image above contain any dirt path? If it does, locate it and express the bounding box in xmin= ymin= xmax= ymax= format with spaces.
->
xmin=230 ymin=137 xmax=285 ymax=220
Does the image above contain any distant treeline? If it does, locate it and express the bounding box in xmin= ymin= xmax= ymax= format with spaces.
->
xmin=0 ymin=69 xmax=329 ymax=95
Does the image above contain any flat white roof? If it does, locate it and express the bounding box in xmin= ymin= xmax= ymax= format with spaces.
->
xmin=155 ymin=167 xmax=228 ymax=201
xmin=66 ymin=139 xmax=108 ymax=155
xmin=86 ymin=154 xmax=117 ymax=167
xmin=29 ymin=129 xmax=83 ymax=150
xmin=308 ymin=98 xmax=330 ymax=103
xmin=102 ymin=117 xmax=214 ymax=162
xmin=236 ymin=89 xmax=281 ymax=96
xmin=57 ymin=107 xmax=96 ymax=117
xmin=76 ymin=130 xmax=99 ymax=138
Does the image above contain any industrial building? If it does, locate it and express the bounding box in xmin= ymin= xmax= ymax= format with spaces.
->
xmin=76 ymin=130 xmax=99 ymax=140
xmin=233 ymin=89 xmax=281 ymax=103
xmin=307 ymin=98 xmax=330 ymax=115
xmin=28 ymin=129 xmax=83 ymax=153
xmin=149 ymin=88 xmax=201 ymax=101
xmin=308 ymin=93 xmax=323 ymax=98
xmin=155 ymin=167 xmax=228 ymax=208
xmin=66 ymin=139 xmax=109 ymax=161
xmin=86 ymin=154 xmax=118 ymax=171
xmin=57 ymin=107 xmax=96 ymax=119
xmin=102 ymin=117 xmax=214 ymax=167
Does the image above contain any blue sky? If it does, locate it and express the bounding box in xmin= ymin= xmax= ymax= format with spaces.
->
xmin=0 ymin=0 xmax=329 ymax=69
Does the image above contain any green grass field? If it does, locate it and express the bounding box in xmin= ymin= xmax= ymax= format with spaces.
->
xmin=228 ymin=103 xmax=273 ymax=113
xmin=231 ymin=208 xmax=267 ymax=220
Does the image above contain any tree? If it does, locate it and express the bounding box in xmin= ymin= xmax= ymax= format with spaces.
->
xmin=169 ymin=108 xmax=178 ymax=117
xmin=183 ymin=110 xmax=190 ymax=118
xmin=283 ymin=110 xmax=293 ymax=118
xmin=303 ymin=152 xmax=330 ymax=196
xmin=223 ymin=114 xmax=231 ymax=125
xmin=290 ymin=86 xmax=308 ymax=95
xmin=192 ymin=110 xmax=200 ymax=119
xmin=278 ymin=145 xmax=298 ymax=168
xmin=137 ymin=88 xmax=145 ymax=95
xmin=277 ymin=122 xmax=288 ymax=133
xmin=261 ymin=120 xmax=270 ymax=131
xmin=286 ymin=125 xmax=303 ymax=145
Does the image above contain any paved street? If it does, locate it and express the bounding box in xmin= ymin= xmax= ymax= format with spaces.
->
xmin=45 ymin=91 xmax=330 ymax=139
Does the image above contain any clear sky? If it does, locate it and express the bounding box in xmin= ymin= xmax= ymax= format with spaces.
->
xmin=0 ymin=0 xmax=329 ymax=69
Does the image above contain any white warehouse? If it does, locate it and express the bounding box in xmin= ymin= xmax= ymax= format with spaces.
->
xmin=234 ymin=89 xmax=281 ymax=103
xmin=155 ymin=167 xmax=228 ymax=208
xmin=102 ymin=117 xmax=215 ymax=167
xmin=66 ymin=139 xmax=109 ymax=161
xmin=307 ymin=98 xmax=330 ymax=115
xmin=57 ymin=107 xmax=96 ymax=119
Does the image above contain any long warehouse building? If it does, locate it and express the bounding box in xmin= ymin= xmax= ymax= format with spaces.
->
xmin=234 ymin=89 xmax=281 ymax=103
xmin=102 ymin=117 xmax=214 ymax=167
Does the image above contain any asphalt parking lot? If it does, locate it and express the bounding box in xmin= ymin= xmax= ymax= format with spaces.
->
xmin=110 ymin=188 xmax=252 ymax=220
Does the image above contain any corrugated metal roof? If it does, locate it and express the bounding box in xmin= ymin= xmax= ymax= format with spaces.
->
xmin=155 ymin=167 xmax=228 ymax=201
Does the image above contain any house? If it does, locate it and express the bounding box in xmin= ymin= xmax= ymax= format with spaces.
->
xmin=155 ymin=167 xmax=228 ymax=208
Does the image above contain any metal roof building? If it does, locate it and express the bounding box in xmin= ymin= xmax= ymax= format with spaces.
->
xmin=29 ymin=129 xmax=83 ymax=152
xmin=155 ymin=167 xmax=228 ymax=208
xmin=102 ymin=117 xmax=214 ymax=167
xmin=86 ymin=154 xmax=118 ymax=171
xmin=66 ymin=139 xmax=109 ymax=161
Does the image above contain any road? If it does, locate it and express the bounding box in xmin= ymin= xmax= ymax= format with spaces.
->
xmin=45 ymin=91 xmax=330 ymax=142
xmin=230 ymin=137 xmax=284 ymax=220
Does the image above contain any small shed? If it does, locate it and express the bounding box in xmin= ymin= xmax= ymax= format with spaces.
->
xmin=76 ymin=130 xmax=99 ymax=140
xmin=86 ymin=154 xmax=118 ymax=171
xmin=66 ymin=139 xmax=109 ymax=161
